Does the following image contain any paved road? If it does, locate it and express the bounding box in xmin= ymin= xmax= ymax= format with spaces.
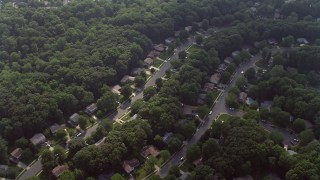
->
xmin=259 ymin=121 xmax=296 ymax=145
xmin=18 ymin=37 xmax=195 ymax=180
xmin=158 ymin=48 xmax=270 ymax=177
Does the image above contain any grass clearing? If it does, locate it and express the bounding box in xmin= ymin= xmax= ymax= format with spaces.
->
xmin=187 ymin=44 xmax=202 ymax=54
xmin=160 ymin=52 xmax=170 ymax=60
xmin=216 ymin=113 xmax=232 ymax=122
xmin=153 ymin=58 xmax=164 ymax=68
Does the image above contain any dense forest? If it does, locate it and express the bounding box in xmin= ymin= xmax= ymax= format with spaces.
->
xmin=1 ymin=0 xmax=320 ymax=179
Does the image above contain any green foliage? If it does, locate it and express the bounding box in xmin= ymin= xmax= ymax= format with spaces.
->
xmin=0 ymin=137 xmax=8 ymax=164
xmin=168 ymin=137 xmax=182 ymax=153
xmin=186 ymin=145 xmax=201 ymax=162
xmin=292 ymin=118 xmax=306 ymax=133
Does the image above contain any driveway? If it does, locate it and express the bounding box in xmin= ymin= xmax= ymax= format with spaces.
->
xmin=259 ymin=121 xmax=296 ymax=145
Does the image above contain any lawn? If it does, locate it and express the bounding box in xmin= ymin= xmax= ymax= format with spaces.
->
xmin=187 ymin=44 xmax=202 ymax=55
xmin=216 ymin=113 xmax=232 ymax=122
xmin=255 ymin=59 xmax=268 ymax=69
xmin=159 ymin=52 xmax=170 ymax=60
xmin=211 ymin=90 xmax=221 ymax=102
xmin=153 ymin=58 xmax=164 ymax=68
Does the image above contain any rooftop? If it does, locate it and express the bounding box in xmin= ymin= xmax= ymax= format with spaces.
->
xmin=140 ymin=145 xmax=160 ymax=159
xmin=49 ymin=123 xmax=61 ymax=134
xmin=52 ymin=165 xmax=66 ymax=178
xmin=182 ymin=105 xmax=198 ymax=115
xmin=30 ymin=133 xmax=46 ymax=146
xmin=70 ymin=113 xmax=79 ymax=123
xmin=85 ymin=103 xmax=97 ymax=114
xmin=122 ymin=158 xmax=140 ymax=174
xmin=111 ymin=84 xmax=121 ymax=95
xmin=10 ymin=148 xmax=23 ymax=159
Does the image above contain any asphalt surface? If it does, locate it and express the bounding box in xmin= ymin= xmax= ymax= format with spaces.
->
xmin=18 ymin=36 xmax=195 ymax=180
xmin=259 ymin=121 xmax=296 ymax=145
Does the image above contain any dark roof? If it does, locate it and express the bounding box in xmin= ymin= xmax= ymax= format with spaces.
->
xmin=140 ymin=145 xmax=160 ymax=159
xmin=182 ymin=105 xmax=197 ymax=115
xmin=69 ymin=113 xmax=79 ymax=123
xmin=144 ymin=58 xmax=154 ymax=66
xmin=122 ymin=158 xmax=140 ymax=174
xmin=52 ymin=165 xmax=66 ymax=178
xmin=85 ymin=103 xmax=97 ymax=114
xmin=10 ymin=148 xmax=23 ymax=159
xmin=49 ymin=123 xmax=61 ymax=134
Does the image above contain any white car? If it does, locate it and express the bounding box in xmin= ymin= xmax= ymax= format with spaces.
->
xmin=209 ymin=111 xmax=212 ymax=115
xmin=180 ymin=157 xmax=184 ymax=161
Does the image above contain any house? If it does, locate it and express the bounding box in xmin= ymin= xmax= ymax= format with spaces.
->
xmin=144 ymin=58 xmax=154 ymax=67
xmin=210 ymin=73 xmax=221 ymax=84
xmin=131 ymin=68 xmax=146 ymax=76
xmin=69 ymin=113 xmax=79 ymax=126
xmin=162 ymin=132 xmax=173 ymax=144
xmin=49 ymin=123 xmax=62 ymax=134
xmin=165 ymin=37 xmax=175 ymax=45
xmin=85 ymin=103 xmax=97 ymax=115
xmin=203 ymin=83 xmax=216 ymax=92
xmin=0 ymin=165 xmax=8 ymax=173
xmin=120 ymin=75 xmax=135 ymax=84
xmin=185 ymin=26 xmax=192 ymax=32
xmin=192 ymin=157 xmax=203 ymax=167
xmin=246 ymin=97 xmax=256 ymax=106
xmin=260 ymin=100 xmax=273 ymax=111
xmin=231 ymin=50 xmax=240 ymax=58
xmin=239 ymin=92 xmax=248 ymax=103
xmin=147 ymin=50 xmax=160 ymax=58
xmin=197 ymin=93 xmax=207 ymax=105
xmin=30 ymin=133 xmax=46 ymax=146
xmin=122 ymin=158 xmax=140 ymax=174
xmin=111 ymin=84 xmax=121 ymax=95
xmin=268 ymin=38 xmax=278 ymax=45
xmin=10 ymin=148 xmax=23 ymax=163
xmin=52 ymin=165 xmax=66 ymax=178
xmin=174 ymin=30 xmax=181 ymax=37
xmin=297 ymin=38 xmax=309 ymax=45
xmin=140 ymin=145 xmax=160 ymax=159
xmin=217 ymin=63 xmax=228 ymax=72
xmin=182 ymin=105 xmax=198 ymax=118
xmin=153 ymin=44 xmax=165 ymax=52
xmin=224 ymin=57 xmax=233 ymax=64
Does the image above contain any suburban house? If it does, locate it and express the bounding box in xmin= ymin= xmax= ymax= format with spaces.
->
xmin=10 ymin=148 xmax=23 ymax=163
xmin=165 ymin=37 xmax=175 ymax=45
xmin=182 ymin=105 xmax=198 ymax=118
xmin=231 ymin=50 xmax=240 ymax=58
xmin=144 ymin=58 xmax=154 ymax=68
xmin=120 ymin=75 xmax=135 ymax=84
xmin=203 ymin=82 xmax=216 ymax=93
xmin=111 ymin=84 xmax=121 ymax=95
xmin=239 ymin=92 xmax=248 ymax=103
xmin=85 ymin=103 xmax=97 ymax=115
xmin=147 ymin=50 xmax=160 ymax=58
xmin=162 ymin=132 xmax=173 ymax=144
xmin=224 ymin=57 xmax=233 ymax=64
xmin=174 ymin=30 xmax=181 ymax=37
xmin=30 ymin=133 xmax=46 ymax=146
xmin=131 ymin=68 xmax=146 ymax=76
xmin=185 ymin=26 xmax=192 ymax=32
xmin=153 ymin=44 xmax=165 ymax=52
xmin=49 ymin=123 xmax=62 ymax=134
xmin=52 ymin=165 xmax=66 ymax=178
xmin=217 ymin=63 xmax=228 ymax=72
xmin=297 ymin=38 xmax=309 ymax=45
xmin=122 ymin=158 xmax=140 ymax=174
xmin=210 ymin=73 xmax=221 ymax=85
xmin=140 ymin=145 xmax=160 ymax=159
xmin=268 ymin=38 xmax=278 ymax=45
xmin=69 ymin=113 xmax=79 ymax=126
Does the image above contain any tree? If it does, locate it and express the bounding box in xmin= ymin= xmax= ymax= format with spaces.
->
xmin=186 ymin=144 xmax=201 ymax=162
xmin=179 ymin=30 xmax=189 ymax=41
xmin=53 ymin=145 xmax=66 ymax=164
xmin=298 ymin=130 xmax=314 ymax=145
xmin=179 ymin=121 xmax=196 ymax=139
xmin=195 ymin=35 xmax=203 ymax=45
xmin=0 ymin=137 xmax=8 ymax=164
xmin=196 ymin=105 xmax=210 ymax=119
xmin=130 ymin=99 xmax=144 ymax=115
xmin=134 ymin=75 xmax=145 ymax=87
xmin=168 ymin=165 xmax=181 ymax=177
xmin=220 ymin=71 xmax=231 ymax=84
xmin=201 ymin=19 xmax=209 ymax=30
xmin=293 ymin=118 xmax=306 ymax=133
xmin=121 ymin=84 xmax=132 ymax=99
xmin=282 ymin=35 xmax=294 ymax=47
xmin=56 ymin=129 xmax=67 ymax=142
xmin=202 ymin=138 xmax=218 ymax=158
xmin=244 ymin=68 xmax=256 ymax=82
xmin=68 ymin=137 xmax=87 ymax=158
xmin=178 ymin=51 xmax=187 ymax=59
xmin=97 ymin=90 xmax=118 ymax=113
xmin=155 ymin=78 xmax=163 ymax=89
xmin=168 ymin=137 xmax=182 ymax=153
xmin=78 ymin=116 xmax=88 ymax=130
xmin=143 ymin=86 xmax=157 ymax=101
xmin=190 ymin=165 xmax=215 ymax=180
xmin=269 ymin=132 xmax=284 ymax=145
xmin=58 ymin=171 xmax=76 ymax=180
xmin=261 ymin=47 xmax=272 ymax=63
xmin=236 ymin=77 xmax=248 ymax=90
xmin=41 ymin=149 xmax=55 ymax=174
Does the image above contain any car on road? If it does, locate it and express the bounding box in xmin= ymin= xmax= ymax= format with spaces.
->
xmin=241 ymin=71 xmax=244 ymax=74
xmin=209 ymin=111 xmax=212 ymax=115
xmin=180 ymin=157 xmax=184 ymax=161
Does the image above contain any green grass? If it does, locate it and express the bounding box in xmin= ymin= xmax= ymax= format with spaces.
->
xmin=187 ymin=44 xmax=202 ymax=54
xmin=153 ymin=58 xmax=164 ymax=68
xmin=160 ymin=52 xmax=170 ymax=60
xmin=255 ymin=59 xmax=268 ymax=69
xmin=216 ymin=113 xmax=232 ymax=122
